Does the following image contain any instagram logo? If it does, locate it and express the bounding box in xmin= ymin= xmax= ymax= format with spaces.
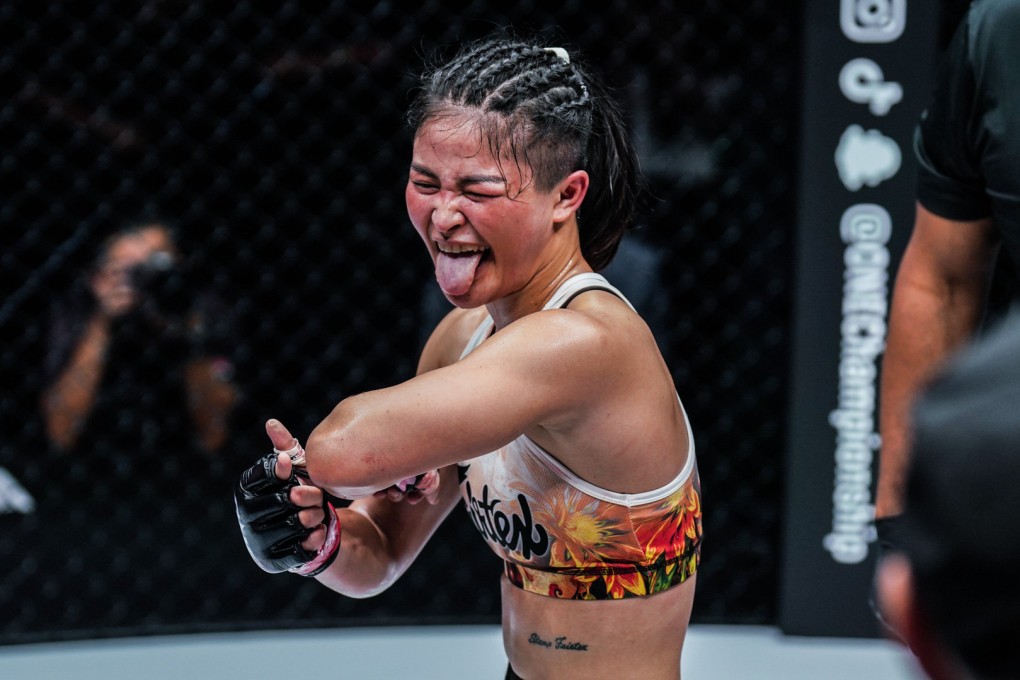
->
xmin=840 ymin=0 xmax=906 ymax=43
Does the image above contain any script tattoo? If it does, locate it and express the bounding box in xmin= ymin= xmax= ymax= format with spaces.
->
xmin=527 ymin=632 xmax=589 ymax=652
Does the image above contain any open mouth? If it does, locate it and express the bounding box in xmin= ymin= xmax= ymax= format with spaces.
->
xmin=435 ymin=243 xmax=490 ymax=296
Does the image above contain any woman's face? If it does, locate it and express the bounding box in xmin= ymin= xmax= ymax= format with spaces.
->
xmin=405 ymin=114 xmax=561 ymax=308
xmin=90 ymin=225 xmax=175 ymax=317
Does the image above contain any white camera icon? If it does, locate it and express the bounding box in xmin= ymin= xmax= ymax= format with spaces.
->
xmin=840 ymin=0 xmax=906 ymax=43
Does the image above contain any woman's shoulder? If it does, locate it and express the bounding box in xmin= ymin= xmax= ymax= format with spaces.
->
xmin=417 ymin=306 xmax=490 ymax=373
xmin=482 ymin=292 xmax=649 ymax=380
xmin=543 ymin=285 xmax=648 ymax=343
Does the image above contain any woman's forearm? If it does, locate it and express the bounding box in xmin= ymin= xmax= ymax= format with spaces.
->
xmin=41 ymin=316 xmax=110 ymax=450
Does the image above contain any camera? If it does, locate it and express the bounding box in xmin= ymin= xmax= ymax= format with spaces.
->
xmin=128 ymin=251 xmax=193 ymax=327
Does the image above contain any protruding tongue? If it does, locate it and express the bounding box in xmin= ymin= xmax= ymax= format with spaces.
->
xmin=436 ymin=251 xmax=483 ymax=297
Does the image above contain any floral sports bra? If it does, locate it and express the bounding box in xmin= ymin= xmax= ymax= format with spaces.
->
xmin=456 ymin=273 xmax=703 ymax=600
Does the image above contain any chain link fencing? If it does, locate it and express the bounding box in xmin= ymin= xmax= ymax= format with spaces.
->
xmin=0 ymin=0 xmax=967 ymax=644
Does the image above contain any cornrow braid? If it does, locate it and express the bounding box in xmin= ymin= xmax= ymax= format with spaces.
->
xmin=446 ymin=43 xmax=524 ymax=103
xmin=486 ymin=62 xmax=574 ymax=114
xmin=469 ymin=48 xmax=544 ymax=97
xmin=407 ymin=34 xmax=643 ymax=271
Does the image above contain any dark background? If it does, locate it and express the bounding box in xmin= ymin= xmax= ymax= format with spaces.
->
xmin=0 ymin=0 xmax=972 ymax=644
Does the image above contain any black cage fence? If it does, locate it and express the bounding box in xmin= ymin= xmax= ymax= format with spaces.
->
xmin=0 ymin=0 xmax=964 ymax=645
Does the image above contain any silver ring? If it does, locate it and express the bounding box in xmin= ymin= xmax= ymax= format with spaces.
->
xmin=273 ymin=439 xmax=306 ymax=465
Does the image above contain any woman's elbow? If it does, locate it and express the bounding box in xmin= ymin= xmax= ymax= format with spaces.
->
xmin=304 ymin=402 xmax=384 ymax=492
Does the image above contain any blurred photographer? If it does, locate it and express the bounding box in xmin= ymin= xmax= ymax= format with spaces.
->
xmin=41 ymin=221 xmax=237 ymax=457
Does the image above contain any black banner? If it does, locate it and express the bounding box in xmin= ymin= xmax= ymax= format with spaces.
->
xmin=780 ymin=0 xmax=937 ymax=637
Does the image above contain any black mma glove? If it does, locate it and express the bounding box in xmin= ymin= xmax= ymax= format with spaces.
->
xmin=234 ymin=452 xmax=341 ymax=577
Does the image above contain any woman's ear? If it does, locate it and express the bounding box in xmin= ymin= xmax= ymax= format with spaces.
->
xmin=552 ymin=170 xmax=589 ymax=223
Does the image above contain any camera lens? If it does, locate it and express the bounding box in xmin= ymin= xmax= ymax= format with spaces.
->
xmin=130 ymin=252 xmax=190 ymax=322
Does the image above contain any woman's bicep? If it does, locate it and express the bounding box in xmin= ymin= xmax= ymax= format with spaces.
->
xmin=306 ymin=360 xmax=537 ymax=489
xmin=305 ymin=312 xmax=599 ymax=491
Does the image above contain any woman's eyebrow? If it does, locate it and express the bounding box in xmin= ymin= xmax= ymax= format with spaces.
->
xmin=461 ymin=174 xmax=506 ymax=186
xmin=409 ymin=164 xmax=505 ymax=187
xmin=409 ymin=163 xmax=438 ymax=179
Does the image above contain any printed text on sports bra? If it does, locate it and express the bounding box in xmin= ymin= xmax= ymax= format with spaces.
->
xmin=464 ymin=481 xmax=549 ymax=559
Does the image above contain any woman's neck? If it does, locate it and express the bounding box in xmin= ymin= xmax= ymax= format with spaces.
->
xmin=486 ymin=252 xmax=591 ymax=330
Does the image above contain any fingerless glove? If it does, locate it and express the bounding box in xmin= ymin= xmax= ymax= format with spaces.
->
xmin=234 ymin=453 xmax=340 ymax=576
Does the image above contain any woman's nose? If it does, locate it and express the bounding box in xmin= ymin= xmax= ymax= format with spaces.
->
xmin=432 ymin=194 xmax=464 ymax=234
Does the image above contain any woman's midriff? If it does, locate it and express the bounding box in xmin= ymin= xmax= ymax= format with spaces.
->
xmin=501 ymin=572 xmax=697 ymax=680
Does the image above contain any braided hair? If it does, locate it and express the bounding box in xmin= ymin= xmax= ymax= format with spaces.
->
xmin=407 ymin=36 xmax=643 ymax=271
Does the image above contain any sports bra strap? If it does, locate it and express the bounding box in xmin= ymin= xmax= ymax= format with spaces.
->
xmin=460 ymin=273 xmax=632 ymax=359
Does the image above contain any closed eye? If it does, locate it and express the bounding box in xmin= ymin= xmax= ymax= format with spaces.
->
xmin=411 ymin=180 xmax=439 ymax=193
xmin=464 ymin=190 xmax=501 ymax=200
